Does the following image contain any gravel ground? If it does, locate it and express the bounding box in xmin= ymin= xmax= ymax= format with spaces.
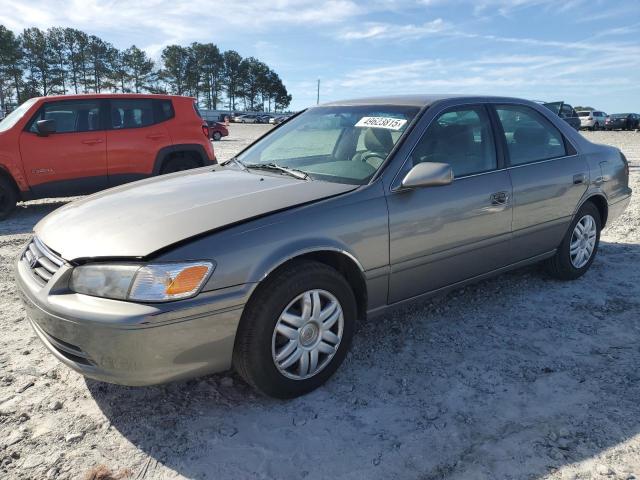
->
xmin=1 ymin=125 xmax=639 ymax=480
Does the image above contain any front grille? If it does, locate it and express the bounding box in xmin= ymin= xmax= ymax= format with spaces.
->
xmin=22 ymin=237 xmax=64 ymax=286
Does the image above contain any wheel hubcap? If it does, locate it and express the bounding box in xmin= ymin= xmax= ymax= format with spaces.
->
xmin=570 ymin=214 xmax=597 ymax=269
xmin=271 ymin=289 xmax=344 ymax=380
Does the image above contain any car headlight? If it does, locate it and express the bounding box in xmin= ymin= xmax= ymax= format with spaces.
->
xmin=70 ymin=261 xmax=214 ymax=302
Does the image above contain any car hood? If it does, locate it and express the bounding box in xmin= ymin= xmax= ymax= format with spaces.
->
xmin=35 ymin=167 xmax=356 ymax=260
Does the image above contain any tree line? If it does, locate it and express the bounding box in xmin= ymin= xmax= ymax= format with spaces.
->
xmin=0 ymin=25 xmax=292 ymax=114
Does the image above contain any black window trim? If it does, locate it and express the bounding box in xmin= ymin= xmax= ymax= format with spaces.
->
xmin=24 ymin=98 xmax=106 ymax=135
xmin=489 ymin=102 xmax=578 ymax=169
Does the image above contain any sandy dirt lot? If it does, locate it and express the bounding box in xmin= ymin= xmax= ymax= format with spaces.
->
xmin=1 ymin=125 xmax=639 ymax=480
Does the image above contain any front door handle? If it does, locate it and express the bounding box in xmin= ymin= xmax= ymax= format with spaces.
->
xmin=573 ymin=173 xmax=586 ymax=185
xmin=81 ymin=139 xmax=104 ymax=145
xmin=490 ymin=191 xmax=510 ymax=205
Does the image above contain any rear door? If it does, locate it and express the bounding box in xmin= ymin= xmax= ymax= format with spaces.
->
xmin=386 ymin=104 xmax=513 ymax=303
xmin=492 ymin=103 xmax=589 ymax=261
xmin=19 ymin=99 xmax=107 ymax=197
xmin=105 ymin=98 xmax=172 ymax=186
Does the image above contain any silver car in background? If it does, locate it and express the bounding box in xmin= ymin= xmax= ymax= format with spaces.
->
xmin=15 ymin=94 xmax=631 ymax=398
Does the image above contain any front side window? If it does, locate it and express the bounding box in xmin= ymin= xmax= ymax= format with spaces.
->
xmin=235 ymin=105 xmax=419 ymax=184
xmin=495 ymin=105 xmax=567 ymax=166
xmin=28 ymin=100 xmax=101 ymax=133
xmin=111 ymin=99 xmax=154 ymax=129
xmin=410 ymin=106 xmax=497 ymax=178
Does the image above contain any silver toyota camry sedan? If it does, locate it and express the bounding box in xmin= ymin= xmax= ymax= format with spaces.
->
xmin=15 ymin=94 xmax=632 ymax=398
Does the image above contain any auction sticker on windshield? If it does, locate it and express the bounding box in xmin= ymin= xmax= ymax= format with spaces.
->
xmin=355 ymin=116 xmax=407 ymax=130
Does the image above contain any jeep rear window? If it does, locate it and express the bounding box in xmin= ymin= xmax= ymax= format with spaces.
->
xmin=193 ymin=102 xmax=203 ymax=118
xmin=0 ymin=98 xmax=38 ymax=132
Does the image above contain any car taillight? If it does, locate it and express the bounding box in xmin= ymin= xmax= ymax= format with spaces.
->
xmin=202 ymin=124 xmax=209 ymax=138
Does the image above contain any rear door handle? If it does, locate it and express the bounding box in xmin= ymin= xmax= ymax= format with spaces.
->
xmin=490 ymin=191 xmax=510 ymax=205
xmin=81 ymin=139 xmax=103 ymax=145
xmin=573 ymin=173 xmax=586 ymax=185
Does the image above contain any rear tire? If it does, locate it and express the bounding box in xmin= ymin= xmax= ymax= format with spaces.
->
xmin=0 ymin=176 xmax=18 ymax=220
xmin=160 ymin=155 xmax=200 ymax=174
xmin=545 ymin=202 xmax=601 ymax=280
xmin=212 ymin=131 xmax=222 ymax=141
xmin=233 ymin=260 xmax=357 ymax=398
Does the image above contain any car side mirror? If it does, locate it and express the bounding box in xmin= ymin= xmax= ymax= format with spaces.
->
xmin=401 ymin=162 xmax=453 ymax=189
xmin=36 ymin=119 xmax=56 ymax=136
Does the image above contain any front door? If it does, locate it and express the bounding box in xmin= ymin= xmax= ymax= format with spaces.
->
xmin=492 ymin=104 xmax=589 ymax=261
xmin=387 ymin=104 xmax=513 ymax=303
xmin=19 ymin=99 xmax=107 ymax=197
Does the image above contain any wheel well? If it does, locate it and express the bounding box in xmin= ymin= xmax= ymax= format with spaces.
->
xmin=265 ymin=251 xmax=368 ymax=321
xmin=585 ymin=195 xmax=608 ymax=227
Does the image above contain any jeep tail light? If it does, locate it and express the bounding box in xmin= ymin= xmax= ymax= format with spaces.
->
xmin=202 ymin=124 xmax=209 ymax=138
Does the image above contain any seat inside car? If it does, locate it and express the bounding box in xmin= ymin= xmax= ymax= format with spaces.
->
xmin=510 ymin=126 xmax=549 ymax=163
xmin=353 ymin=128 xmax=394 ymax=168
xmin=413 ymin=123 xmax=490 ymax=177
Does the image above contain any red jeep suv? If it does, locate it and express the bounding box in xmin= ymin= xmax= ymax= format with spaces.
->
xmin=0 ymin=94 xmax=215 ymax=219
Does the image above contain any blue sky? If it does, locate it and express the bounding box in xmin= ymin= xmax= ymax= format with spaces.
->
xmin=0 ymin=0 xmax=639 ymax=112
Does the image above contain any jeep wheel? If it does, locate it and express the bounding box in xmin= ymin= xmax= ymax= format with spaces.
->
xmin=161 ymin=156 xmax=200 ymax=174
xmin=0 ymin=176 xmax=18 ymax=220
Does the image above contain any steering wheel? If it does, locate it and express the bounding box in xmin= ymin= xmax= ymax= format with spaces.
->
xmin=359 ymin=151 xmax=386 ymax=166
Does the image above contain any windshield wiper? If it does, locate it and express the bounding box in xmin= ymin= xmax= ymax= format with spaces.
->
xmin=244 ymin=163 xmax=309 ymax=180
xmin=220 ymin=156 xmax=246 ymax=169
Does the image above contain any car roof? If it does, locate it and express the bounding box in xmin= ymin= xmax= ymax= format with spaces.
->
xmin=319 ymin=94 xmax=540 ymax=108
xmin=33 ymin=93 xmax=194 ymax=102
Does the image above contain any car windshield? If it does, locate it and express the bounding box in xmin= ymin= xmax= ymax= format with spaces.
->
xmin=0 ymin=98 xmax=38 ymax=133
xmin=577 ymin=111 xmax=591 ymax=117
xmin=611 ymin=113 xmax=630 ymax=118
xmin=234 ymin=105 xmax=420 ymax=184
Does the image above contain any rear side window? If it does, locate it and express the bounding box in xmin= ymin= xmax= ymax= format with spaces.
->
xmin=154 ymin=100 xmax=174 ymax=122
xmin=28 ymin=100 xmax=102 ymax=133
xmin=411 ymin=106 xmax=497 ymax=178
xmin=495 ymin=105 xmax=567 ymax=166
xmin=111 ymin=99 xmax=154 ymax=129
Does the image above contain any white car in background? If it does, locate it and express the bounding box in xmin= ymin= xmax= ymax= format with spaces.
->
xmin=577 ymin=110 xmax=607 ymax=130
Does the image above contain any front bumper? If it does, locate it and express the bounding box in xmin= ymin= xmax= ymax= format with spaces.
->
xmin=14 ymin=247 xmax=251 ymax=386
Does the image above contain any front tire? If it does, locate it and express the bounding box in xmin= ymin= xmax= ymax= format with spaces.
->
xmin=545 ymin=202 xmax=601 ymax=280
xmin=0 ymin=176 xmax=18 ymax=220
xmin=233 ymin=260 xmax=357 ymax=398
xmin=212 ymin=131 xmax=222 ymax=141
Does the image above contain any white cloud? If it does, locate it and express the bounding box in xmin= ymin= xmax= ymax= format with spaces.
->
xmin=0 ymin=0 xmax=363 ymax=53
xmin=340 ymin=18 xmax=448 ymax=40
